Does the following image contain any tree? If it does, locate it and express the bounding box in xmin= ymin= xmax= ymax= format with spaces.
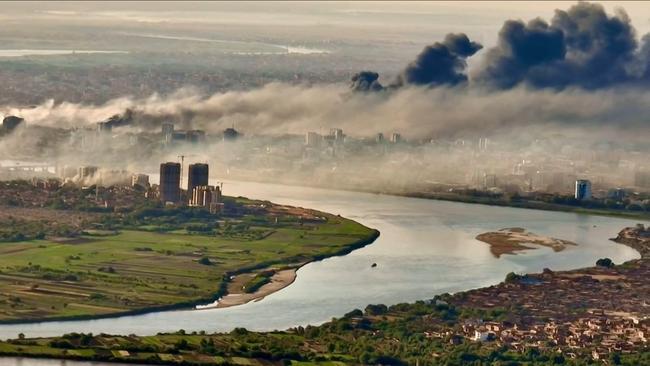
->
xmin=365 ymin=304 xmax=388 ymax=316
xmin=596 ymin=258 xmax=614 ymax=268
xmin=504 ymin=272 xmax=521 ymax=283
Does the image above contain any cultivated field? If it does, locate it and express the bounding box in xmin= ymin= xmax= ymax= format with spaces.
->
xmin=0 ymin=210 xmax=376 ymax=322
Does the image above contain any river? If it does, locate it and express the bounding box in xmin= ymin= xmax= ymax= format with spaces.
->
xmin=0 ymin=180 xmax=642 ymax=343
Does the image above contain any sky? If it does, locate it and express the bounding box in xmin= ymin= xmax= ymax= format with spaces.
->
xmin=1 ymin=1 xmax=649 ymax=67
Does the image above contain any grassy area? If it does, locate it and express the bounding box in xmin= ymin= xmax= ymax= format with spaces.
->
xmin=0 ymin=332 xmax=345 ymax=365
xmin=0 ymin=201 xmax=378 ymax=323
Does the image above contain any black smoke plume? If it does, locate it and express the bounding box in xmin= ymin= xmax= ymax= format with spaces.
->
xmin=392 ymin=33 xmax=482 ymax=88
xmin=477 ymin=2 xmax=640 ymax=89
xmin=350 ymin=71 xmax=383 ymax=92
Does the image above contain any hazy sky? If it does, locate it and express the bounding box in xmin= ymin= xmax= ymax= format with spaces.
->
xmin=2 ymin=2 xmax=650 ymax=42
xmin=1 ymin=1 xmax=648 ymax=68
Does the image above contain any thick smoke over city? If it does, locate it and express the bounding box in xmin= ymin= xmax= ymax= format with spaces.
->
xmin=0 ymin=1 xmax=648 ymax=194
xmin=475 ymin=2 xmax=643 ymax=89
xmin=393 ymin=33 xmax=482 ymax=88
xmin=3 ymin=2 xmax=650 ymax=141
xmin=349 ymin=71 xmax=383 ymax=92
xmin=355 ymin=2 xmax=650 ymax=91
xmin=2 ymin=83 xmax=650 ymax=142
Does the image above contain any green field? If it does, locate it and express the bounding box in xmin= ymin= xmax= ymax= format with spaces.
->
xmin=0 ymin=332 xmax=351 ymax=366
xmin=0 ymin=208 xmax=377 ymax=322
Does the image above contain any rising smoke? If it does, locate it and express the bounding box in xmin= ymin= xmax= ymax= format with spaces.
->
xmin=392 ymin=33 xmax=482 ymax=88
xmin=475 ymin=2 xmax=642 ymax=89
xmin=2 ymin=83 xmax=649 ymax=143
xmin=349 ymin=71 xmax=383 ymax=92
xmin=352 ymin=2 xmax=650 ymax=91
xmin=0 ymin=1 xmax=649 ymax=171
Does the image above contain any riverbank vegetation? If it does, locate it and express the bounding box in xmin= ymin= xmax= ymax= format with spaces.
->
xmin=403 ymin=189 xmax=650 ymax=220
xmin=3 ymin=226 xmax=648 ymax=365
xmin=0 ymin=186 xmax=378 ymax=322
xmin=221 ymin=177 xmax=650 ymax=220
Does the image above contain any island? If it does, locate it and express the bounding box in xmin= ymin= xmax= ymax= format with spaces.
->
xmin=0 ymin=180 xmax=379 ymax=323
xmin=475 ymin=227 xmax=577 ymax=258
xmin=1 ymin=225 xmax=648 ymax=365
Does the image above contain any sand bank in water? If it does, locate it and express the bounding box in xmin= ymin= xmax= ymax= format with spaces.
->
xmin=205 ymin=268 xmax=298 ymax=309
xmin=476 ymin=227 xmax=577 ymax=258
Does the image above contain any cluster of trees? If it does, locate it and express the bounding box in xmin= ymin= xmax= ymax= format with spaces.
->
xmin=0 ymin=218 xmax=78 ymax=242
xmin=11 ymin=296 xmax=650 ymax=365
xmin=528 ymin=192 xmax=650 ymax=212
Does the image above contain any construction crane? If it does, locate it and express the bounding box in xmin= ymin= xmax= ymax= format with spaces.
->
xmin=177 ymin=154 xmax=197 ymax=189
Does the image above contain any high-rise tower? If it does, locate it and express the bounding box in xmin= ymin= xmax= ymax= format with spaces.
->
xmin=187 ymin=163 xmax=209 ymax=199
xmin=160 ymin=162 xmax=181 ymax=203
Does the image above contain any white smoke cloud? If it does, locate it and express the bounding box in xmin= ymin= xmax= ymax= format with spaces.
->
xmin=2 ymin=83 xmax=648 ymax=143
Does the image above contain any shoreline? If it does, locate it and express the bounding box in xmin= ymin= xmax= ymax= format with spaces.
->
xmin=212 ymin=267 xmax=298 ymax=309
xmin=222 ymin=176 xmax=650 ymax=220
xmin=0 ymin=229 xmax=380 ymax=327
xmin=1 ymin=226 xmax=647 ymax=365
xmin=209 ymin=226 xmax=381 ymax=309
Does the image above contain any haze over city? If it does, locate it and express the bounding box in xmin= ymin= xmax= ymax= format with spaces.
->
xmin=0 ymin=2 xmax=649 ymax=366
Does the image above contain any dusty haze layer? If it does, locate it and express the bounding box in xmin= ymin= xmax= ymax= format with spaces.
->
xmin=0 ymin=1 xmax=647 ymax=194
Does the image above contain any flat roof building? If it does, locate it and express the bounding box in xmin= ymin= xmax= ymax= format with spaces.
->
xmin=223 ymin=127 xmax=240 ymax=141
xmin=305 ymin=132 xmax=322 ymax=147
xmin=132 ymin=174 xmax=150 ymax=189
xmin=160 ymin=162 xmax=181 ymax=204
xmin=187 ymin=163 xmax=209 ymax=200
xmin=575 ymin=179 xmax=592 ymax=201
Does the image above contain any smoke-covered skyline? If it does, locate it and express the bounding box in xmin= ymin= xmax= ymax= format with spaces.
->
xmin=352 ymin=2 xmax=650 ymax=91
xmin=3 ymin=2 xmax=647 ymax=137
xmin=0 ymin=1 xmax=648 ymax=188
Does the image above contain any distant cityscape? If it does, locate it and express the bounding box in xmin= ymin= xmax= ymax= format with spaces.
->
xmin=1 ymin=113 xmax=648 ymax=215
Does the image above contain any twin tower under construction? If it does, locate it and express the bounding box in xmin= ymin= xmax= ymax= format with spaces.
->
xmin=159 ymin=162 xmax=222 ymax=212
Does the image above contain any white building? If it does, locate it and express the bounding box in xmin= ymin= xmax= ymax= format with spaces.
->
xmin=575 ymin=179 xmax=592 ymax=200
xmin=305 ymin=132 xmax=322 ymax=147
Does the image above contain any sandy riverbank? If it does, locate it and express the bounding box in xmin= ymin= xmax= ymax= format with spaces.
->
xmin=198 ymin=268 xmax=299 ymax=309
xmin=476 ymin=227 xmax=577 ymax=258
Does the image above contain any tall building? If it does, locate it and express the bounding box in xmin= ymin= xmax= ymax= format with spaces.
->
xmin=575 ymin=179 xmax=592 ymax=201
xmin=391 ymin=133 xmax=402 ymax=143
xmin=186 ymin=130 xmax=206 ymax=144
xmin=187 ymin=163 xmax=209 ymax=198
xmin=172 ymin=131 xmax=187 ymax=143
xmin=305 ymin=132 xmax=322 ymax=147
xmin=160 ymin=162 xmax=181 ymax=203
xmin=376 ymin=133 xmax=385 ymax=143
xmin=329 ymin=128 xmax=344 ymax=142
xmin=223 ymin=127 xmax=240 ymax=141
xmin=78 ymin=166 xmax=98 ymax=179
xmin=161 ymin=123 xmax=174 ymax=143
